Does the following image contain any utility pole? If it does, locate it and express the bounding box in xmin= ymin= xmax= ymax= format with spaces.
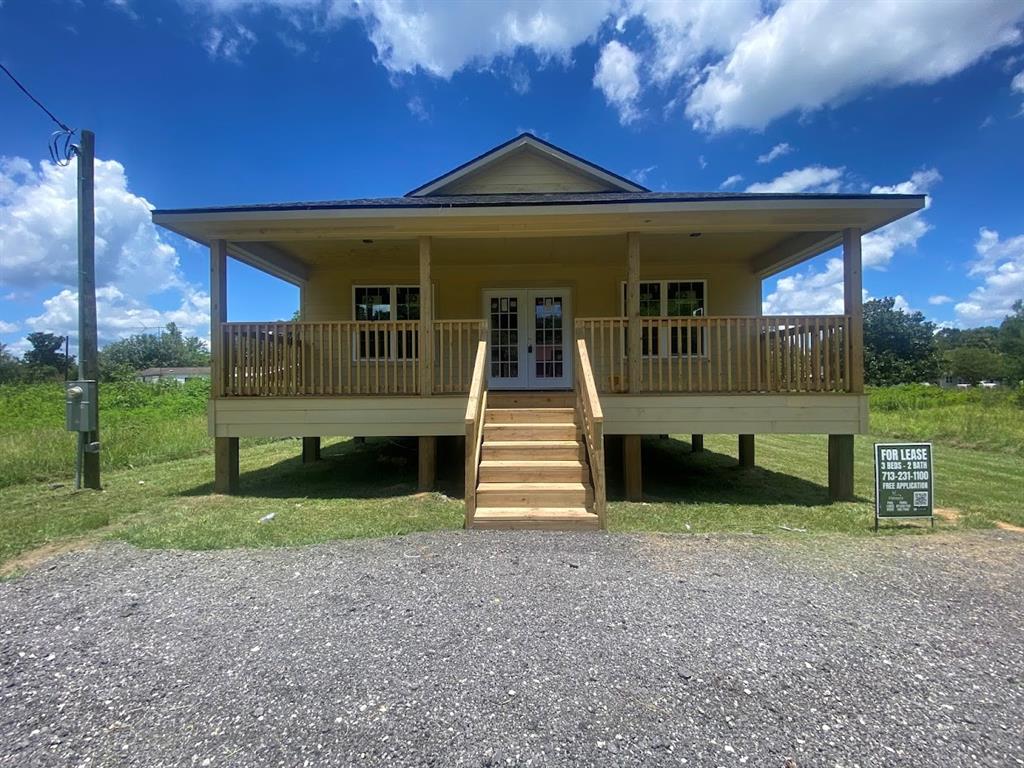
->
xmin=77 ymin=129 xmax=101 ymax=490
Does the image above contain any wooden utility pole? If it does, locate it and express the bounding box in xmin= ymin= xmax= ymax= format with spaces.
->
xmin=77 ymin=129 xmax=101 ymax=489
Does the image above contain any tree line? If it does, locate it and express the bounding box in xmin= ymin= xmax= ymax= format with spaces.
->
xmin=864 ymin=298 xmax=1024 ymax=386
xmin=0 ymin=323 xmax=209 ymax=383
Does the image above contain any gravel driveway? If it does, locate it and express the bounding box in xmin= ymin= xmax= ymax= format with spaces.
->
xmin=2 ymin=530 xmax=1023 ymax=767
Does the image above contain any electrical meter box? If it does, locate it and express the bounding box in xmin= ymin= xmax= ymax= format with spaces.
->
xmin=65 ymin=380 xmax=98 ymax=432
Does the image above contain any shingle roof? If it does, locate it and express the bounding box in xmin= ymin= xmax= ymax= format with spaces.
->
xmin=153 ymin=190 xmax=923 ymax=216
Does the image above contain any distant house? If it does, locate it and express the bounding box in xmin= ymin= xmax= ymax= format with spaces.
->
xmin=136 ymin=366 xmax=210 ymax=384
xmin=152 ymin=132 xmax=925 ymax=530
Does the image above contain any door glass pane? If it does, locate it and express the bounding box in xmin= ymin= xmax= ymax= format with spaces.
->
xmin=490 ymin=296 xmax=519 ymax=378
xmin=668 ymin=281 xmax=705 ymax=356
xmin=534 ymin=295 xmax=563 ymax=379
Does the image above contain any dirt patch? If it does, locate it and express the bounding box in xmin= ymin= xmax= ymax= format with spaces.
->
xmin=0 ymin=537 xmax=100 ymax=578
xmin=933 ymin=507 xmax=962 ymax=524
xmin=995 ymin=520 xmax=1024 ymax=533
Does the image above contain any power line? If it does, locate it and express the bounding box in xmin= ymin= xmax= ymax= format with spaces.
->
xmin=0 ymin=62 xmax=72 ymax=132
xmin=0 ymin=62 xmax=77 ymax=165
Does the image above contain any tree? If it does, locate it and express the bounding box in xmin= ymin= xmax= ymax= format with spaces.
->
xmin=99 ymin=323 xmax=209 ymax=379
xmin=0 ymin=343 xmax=23 ymax=383
xmin=22 ymin=332 xmax=75 ymax=380
xmin=935 ymin=325 xmax=1001 ymax=353
xmin=999 ymin=299 xmax=1024 ymax=384
xmin=862 ymin=297 xmax=940 ymax=386
xmin=947 ymin=346 xmax=1004 ymax=385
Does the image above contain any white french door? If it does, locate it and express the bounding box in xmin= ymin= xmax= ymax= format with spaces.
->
xmin=483 ymin=289 xmax=572 ymax=390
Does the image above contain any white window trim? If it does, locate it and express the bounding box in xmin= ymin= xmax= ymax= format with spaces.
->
xmin=620 ymin=279 xmax=709 ymax=359
xmin=351 ymin=284 xmax=421 ymax=361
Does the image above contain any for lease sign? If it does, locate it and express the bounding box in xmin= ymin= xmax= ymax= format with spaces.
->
xmin=874 ymin=443 xmax=934 ymax=520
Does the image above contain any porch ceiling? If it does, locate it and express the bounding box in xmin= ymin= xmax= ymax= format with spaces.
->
xmin=154 ymin=195 xmax=923 ymax=281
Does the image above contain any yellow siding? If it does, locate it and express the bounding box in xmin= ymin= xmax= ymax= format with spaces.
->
xmin=436 ymin=148 xmax=617 ymax=194
xmin=302 ymin=234 xmax=761 ymax=322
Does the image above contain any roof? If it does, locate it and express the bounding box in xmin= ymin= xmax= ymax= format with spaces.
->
xmin=137 ymin=367 xmax=211 ymax=377
xmin=405 ymin=133 xmax=648 ymax=196
xmin=152 ymin=190 xmax=922 ymax=217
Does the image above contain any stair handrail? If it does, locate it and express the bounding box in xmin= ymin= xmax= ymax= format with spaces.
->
xmin=464 ymin=339 xmax=489 ymax=528
xmin=574 ymin=338 xmax=607 ymax=530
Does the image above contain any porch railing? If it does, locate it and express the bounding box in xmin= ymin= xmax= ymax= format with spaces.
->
xmin=217 ymin=320 xmax=485 ymax=396
xmin=575 ymin=315 xmax=854 ymax=394
xmin=574 ymin=338 xmax=607 ymax=529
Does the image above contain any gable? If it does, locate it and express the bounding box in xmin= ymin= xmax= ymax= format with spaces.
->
xmin=435 ymin=146 xmax=620 ymax=195
xmin=408 ymin=134 xmax=646 ymax=196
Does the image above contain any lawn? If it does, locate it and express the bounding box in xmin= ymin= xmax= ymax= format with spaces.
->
xmin=0 ymin=381 xmax=1021 ymax=573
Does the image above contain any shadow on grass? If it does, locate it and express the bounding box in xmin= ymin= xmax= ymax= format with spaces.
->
xmin=182 ymin=437 xmax=465 ymax=500
xmin=608 ymin=436 xmax=860 ymax=507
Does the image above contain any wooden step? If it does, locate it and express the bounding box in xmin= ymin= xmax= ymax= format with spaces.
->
xmin=483 ymin=423 xmax=578 ymax=442
xmin=476 ymin=482 xmax=592 ymax=508
xmin=471 ymin=507 xmax=599 ymax=531
xmin=485 ymin=407 xmax=576 ymax=424
xmin=478 ymin=459 xmax=588 ymax=483
xmin=481 ymin=440 xmax=584 ymax=461
xmin=487 ymin=392 xmax=575 ymax=408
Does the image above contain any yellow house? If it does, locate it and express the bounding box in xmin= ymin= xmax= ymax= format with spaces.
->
xmin=153 ymin=133 xmax=924 ymax=531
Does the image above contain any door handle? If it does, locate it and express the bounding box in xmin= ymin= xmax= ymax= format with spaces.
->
xmin=528 ymin=344 xmax=533 ymax=353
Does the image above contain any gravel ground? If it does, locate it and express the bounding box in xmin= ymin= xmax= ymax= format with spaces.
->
xmin=2 ymin=531 xmax=1023 ymax=768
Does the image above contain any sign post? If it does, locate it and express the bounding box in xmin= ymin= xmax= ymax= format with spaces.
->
xmin=874 ymin=442 xmax=934 ymax=530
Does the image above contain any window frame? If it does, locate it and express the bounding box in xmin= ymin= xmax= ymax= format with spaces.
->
xmin=620 ymin=279 xmax=709 ymax=359
xmin=351 ymin=284 xmax=421 ymax=361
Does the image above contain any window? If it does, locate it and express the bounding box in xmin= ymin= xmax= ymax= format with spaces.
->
xmin=353 ymin=285 xmax=420 ymax=360
xmin=622 ymin=280 xmax=706 ymax=357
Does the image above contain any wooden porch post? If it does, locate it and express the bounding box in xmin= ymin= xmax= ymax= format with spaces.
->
xmin=418 ymin=436 xmax=436 ymax=491
xmin=623 ymin=434 xmax=642 ymax=501
xmin=419 ymin=236 xmax=433 ymax=396
xmin=302 ymin=437 xmax=321 ymax=463
xmin=626 ymin=232 xmax=641 ymax=392
xmin=843 ymin=228 xmax=864 ymax=393
xmin=214 ymin=437 xmax=239 ymax=494
xmin=210 ymin=239 xmax=239 ymax=494
xmin=828 ymin=434 xmax=855 ymax=501
xmin=210 ymin=238 xmax=227 ymax=397
xmin=691 ymin=434 xmax=704 ymax=453
xmin=738 ymin=434 xmax=755 ymax=468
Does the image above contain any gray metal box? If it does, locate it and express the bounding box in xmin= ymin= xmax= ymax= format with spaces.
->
xmin=65 ymin=380 xmax=98 ymax=432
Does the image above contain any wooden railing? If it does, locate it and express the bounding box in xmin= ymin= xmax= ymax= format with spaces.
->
xmin=218 ymin=320 xmax=484 ymax=396
xmin=576 ymin=315 xmax=855 ymax=394
xmin=574 ymin=338 xmax=607 ymax=530
xmin=463 ymin=340 xmax=488 ymax=528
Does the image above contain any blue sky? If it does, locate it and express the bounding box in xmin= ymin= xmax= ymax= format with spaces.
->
xmin=2 ymin=0 xmax=1023 ymax=354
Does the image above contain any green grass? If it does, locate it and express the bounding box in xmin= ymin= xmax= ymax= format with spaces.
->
xmin=0 ymin=381 xmax=1021 ymax=572
xmin=0 ymin=437 xmax=463 ymax=570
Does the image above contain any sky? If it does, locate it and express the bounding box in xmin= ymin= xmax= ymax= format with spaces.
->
xmin=1 ymin=0 xmax=1023 ymax=355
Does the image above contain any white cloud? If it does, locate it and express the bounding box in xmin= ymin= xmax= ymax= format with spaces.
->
xmin=618 ymin=0 xmax=760 ymax=84
xmin=928 ymin=295 xmax=953 ymax=305
xmin=0 ymin=320 xmax=19 ymax=334
xmin=630 ymin=164 xmax=656 ymax=185
xmin=1013 ymin=70 xmax=1024 ymax=92
xmin=687 ymin=0 xmax=1024 ymax=132
xmin=763 ymin=256 xmax=846 ymax=315
xmin=756 ymin=142 xmax=793 ymax=164
xmin=955 ymin=228 xmax=1024 ymax=324
xmin=406 ymin=95 xmax=429 ymax=121
xmin=174 ymin=0 xmax=1024 ymax=132
xmin=862 ymin=168 xmax=941 ymax=269
xmin=745 ymin=165 xmax=845 ymax=193
xmin=763 ymin=168 xmax=942 ymax=314
xmin=204 ymin=22 xmax=257 ymax=62
xmin=0 ymin=155 xmax=208 ymax=349
xmin=720 ymin=174 xmax=743 ymax=189
xmin=594 ymin=40 xmax=642 ymax=124
xmin=347 ymin=0 xmax=617 ymax=79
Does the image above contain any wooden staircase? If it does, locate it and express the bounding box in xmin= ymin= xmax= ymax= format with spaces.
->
xmin=470 ymin=392 xmax=600 ymax=531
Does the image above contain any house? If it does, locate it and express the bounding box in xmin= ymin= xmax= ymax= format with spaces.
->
xmin=153 ymin=133 xmax=924 ymax=530
xmin=136 ymin=366 xmax=211 ymax=384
